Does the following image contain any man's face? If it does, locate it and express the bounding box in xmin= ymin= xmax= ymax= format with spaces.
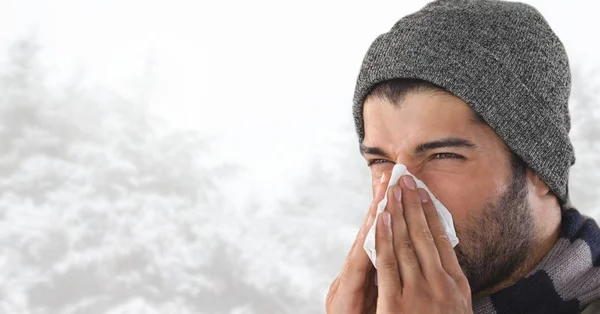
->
xmin=361 ymin=91 xmax=533 ymax=294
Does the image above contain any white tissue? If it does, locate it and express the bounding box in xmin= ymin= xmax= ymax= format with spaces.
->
xmin=363 ymin=163 xmax=459 ymax=268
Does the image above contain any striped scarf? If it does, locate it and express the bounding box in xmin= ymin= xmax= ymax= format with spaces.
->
xmin=472 ymin=207 xmax=600 ymax=314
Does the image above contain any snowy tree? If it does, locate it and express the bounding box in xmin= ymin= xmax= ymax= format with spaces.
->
xmin=1 ymin=35 xmax=598 ymax=314
xmin=569 ymin=66 xmax=600 ymax=217
xmin=0 ymin=37 xmax=243 ymax=314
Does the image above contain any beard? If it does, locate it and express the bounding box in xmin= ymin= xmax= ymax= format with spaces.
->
xmin=453 ymin=163 xmax=534 ymax=294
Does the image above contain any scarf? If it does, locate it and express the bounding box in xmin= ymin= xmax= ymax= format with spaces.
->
xmin=472 ymin=207 xmax=600 ymax=314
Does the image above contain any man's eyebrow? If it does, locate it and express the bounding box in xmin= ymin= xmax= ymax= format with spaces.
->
xmin=360 ymin=137 xmax=478 ymax=158
xmin=415 ymin=138 xmax=478 ymax=154
xmin=359 ymin=143 xmax=393 ymax=158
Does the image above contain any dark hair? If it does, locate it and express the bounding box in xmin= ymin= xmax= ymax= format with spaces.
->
xmin=368 ymin=78 xmax=528 ymax=177
xmin=367 ymin=78 xmax=447 ymax=107
xmin=367 ymin=78 xmax=487 ymax=124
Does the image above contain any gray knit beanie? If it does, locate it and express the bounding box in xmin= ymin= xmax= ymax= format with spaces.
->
xmin=352 ymin=0 xmax=575 ymax=203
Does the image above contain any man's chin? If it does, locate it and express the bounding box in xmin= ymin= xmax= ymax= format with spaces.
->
xmin=454 ymin=245 xmax=498 ymax=295
xmin=456 ymin=248 xmax=528 ymax=296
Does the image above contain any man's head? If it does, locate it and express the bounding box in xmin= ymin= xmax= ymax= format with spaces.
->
xmin=353 ymin=0 xmax=575 ymax=202
xmin=360 ymin=79 xmax=549 ymax=293
xmin=353 ymin=0 xmax=575 ymax=295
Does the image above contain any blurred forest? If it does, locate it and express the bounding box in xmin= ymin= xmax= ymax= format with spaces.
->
xmin=0 ymin=38 xmax=598 ymax=314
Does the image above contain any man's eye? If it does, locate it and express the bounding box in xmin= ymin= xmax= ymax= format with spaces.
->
xmin=368 ymin=159 xmax=389 ymax=166
xmin=432 ymin=153 xmax=464 ymax=160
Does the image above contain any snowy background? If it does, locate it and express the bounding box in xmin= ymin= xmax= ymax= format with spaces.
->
xmin=0 ymin=0 xmax=598 ymax=313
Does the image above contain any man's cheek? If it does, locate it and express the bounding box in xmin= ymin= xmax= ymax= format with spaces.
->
xmin=425 ymin=178 xmax=488 ymax=225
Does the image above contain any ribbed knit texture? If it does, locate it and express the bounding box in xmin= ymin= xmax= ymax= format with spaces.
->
xmin=352 ymin=0 xmax=575 ymax=203
xmin=472 ymin=206 xmax=600 ymax=314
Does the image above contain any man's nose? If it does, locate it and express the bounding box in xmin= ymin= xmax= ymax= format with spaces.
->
xmin=377 ymin=157 xmax=411 ymax=184
xmin=394 ymin=156 xmax=416 ymax=172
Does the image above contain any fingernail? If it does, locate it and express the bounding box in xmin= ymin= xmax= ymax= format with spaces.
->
xmin=367 ymin=214 xmax=374 ymax=227
xmin=382 ymin=211 xmax=391 ymax=228
xmin=380 ymin=172 xmax=387 ymax=183
xmin=394 ymin=186 xmax=402 ymax=202
xmin=418 ymin=189 xmax=429 ymax=203
xmin=402 ymin=175 xmax=417 ymax=190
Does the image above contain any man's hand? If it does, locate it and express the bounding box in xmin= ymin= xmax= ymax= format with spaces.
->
xmin=325 ymin=173 xmax=389 ymax=314
xmin=326 ymin=174 xmax=472 ymax=314
xmin=375 ymin=175 xmax=472 ymax=313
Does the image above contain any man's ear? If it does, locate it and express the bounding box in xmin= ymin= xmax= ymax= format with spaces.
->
xmin=527 ymin=168 xmax=551 ymax=197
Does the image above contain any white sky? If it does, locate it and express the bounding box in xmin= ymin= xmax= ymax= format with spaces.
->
xmin=1 ymin=0 xmax=599 ymax=202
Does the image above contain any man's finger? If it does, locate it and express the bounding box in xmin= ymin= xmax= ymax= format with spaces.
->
xmin=344 ymin=172 xmax=386 ymax=262
xmin=376 ymin=210 xmax=402 ymax=298
xmin=387 ymin=184 xmax=420 ymax=286
xmin=326 ymin=276 xmax=341 ymax=304
xmin=401 ymin=176 xmax=444 ymax=280
xmin=420 ymin=190 xmax=464 ymax=280
xmin=364 ymin=267 xmax=378 ymax=312
xmin=339 ymin=173 xmax=389 ymax=291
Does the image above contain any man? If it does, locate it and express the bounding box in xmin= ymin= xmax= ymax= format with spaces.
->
xmin=326 ymin=0 xmax=600 ymax=313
